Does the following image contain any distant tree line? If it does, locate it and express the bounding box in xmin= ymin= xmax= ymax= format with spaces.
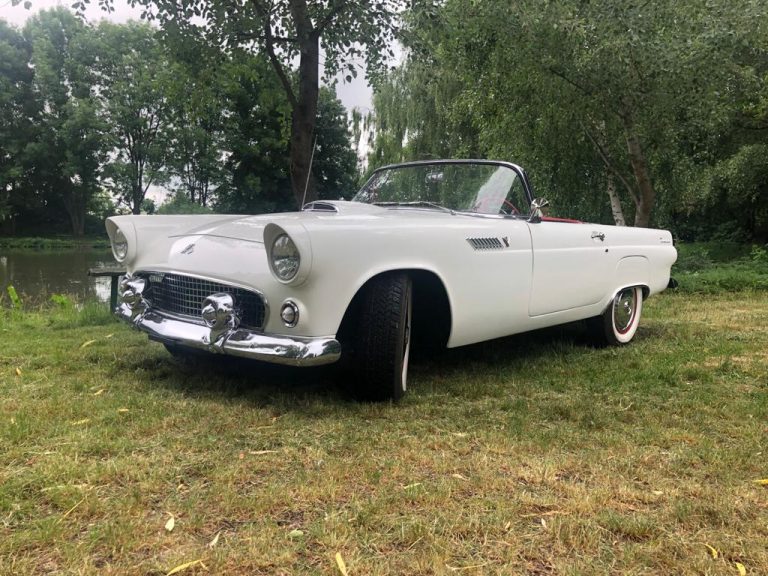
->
xmin=0 ymin=8 xmax=357 ymax=237
xmin=367 ymin=0 xmax=768 ymax=242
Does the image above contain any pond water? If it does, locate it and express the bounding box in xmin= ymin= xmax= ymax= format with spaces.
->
xmin=0 ymin=248 xmax=118 ymax=303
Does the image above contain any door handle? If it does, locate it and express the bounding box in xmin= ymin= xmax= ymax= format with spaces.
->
xmin=591 ymin=231 xmax=605 ymax=241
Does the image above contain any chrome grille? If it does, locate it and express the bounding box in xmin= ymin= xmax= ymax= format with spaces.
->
xmin=143 ymin=273 xmax=265 ymax=329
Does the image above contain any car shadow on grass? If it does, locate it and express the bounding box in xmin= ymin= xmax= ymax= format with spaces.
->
xmin=127 ymin=320 xmax=610 ymax=406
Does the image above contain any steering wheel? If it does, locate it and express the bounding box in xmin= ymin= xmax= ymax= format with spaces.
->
xmin=502 ymin=199 xmax=520 ymax=215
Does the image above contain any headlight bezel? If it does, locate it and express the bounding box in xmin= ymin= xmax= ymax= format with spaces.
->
xmin=106 ymin=218 xmax=135 ymax=265
xmin=112 ymin=227 xmax=129 ymax=262
xmin=270 ymin=233 xmax=301 ymax=282
xmin=264 ymin=223 xmax=312 ymax=286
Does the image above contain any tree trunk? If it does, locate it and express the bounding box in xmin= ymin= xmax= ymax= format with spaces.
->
xmin=622 ymin=114 xmax=655 ymax=228
xmin=606 ymin=173 xmax=626 ymax=226
xmin=289 ymin=33 xmax=319 ymax=208
xmin=62 ymin=185 xmax=86 ymax=237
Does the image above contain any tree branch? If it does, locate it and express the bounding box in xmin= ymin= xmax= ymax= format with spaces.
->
xmin=314 ymin=0 xmax=350 ymax=35
xmin=581 ymin=121 xmax=640 ymax=207
xmin=546 ymin=66 xmax=594 ymax=98
xmin=250 ymin=0 xmax=298 ymax=108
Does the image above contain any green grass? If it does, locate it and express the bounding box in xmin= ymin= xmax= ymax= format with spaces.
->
xmin=672 ymin=242 xmax=768 ymax=293
xmin=1 ymin=291 xmax=767 ymax=575
xmin=0 ymin=236 xmax=110 ymax=250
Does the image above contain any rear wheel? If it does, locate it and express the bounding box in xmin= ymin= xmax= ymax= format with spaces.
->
xmin=591 ymin=286 xmax=643 ymax=346
xmin=351 ymin=273 xmax=412 ymax=401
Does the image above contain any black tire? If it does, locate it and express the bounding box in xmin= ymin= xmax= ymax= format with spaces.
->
xmin=590 ymin=286 xmax=643 ymax=346
xmin=352 ymin=273 xmax=412 ymax=401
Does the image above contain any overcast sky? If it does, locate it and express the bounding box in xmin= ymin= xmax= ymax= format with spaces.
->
xmin=1 ymin=0 xmax=374 ymax=112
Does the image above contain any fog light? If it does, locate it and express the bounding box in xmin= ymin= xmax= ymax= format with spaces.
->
xmin=280 ymin=301 xmax=299 ymax=327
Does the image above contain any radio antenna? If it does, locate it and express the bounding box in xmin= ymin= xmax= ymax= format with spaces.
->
xmin=301 ymin=134 xmax=318 ymax=208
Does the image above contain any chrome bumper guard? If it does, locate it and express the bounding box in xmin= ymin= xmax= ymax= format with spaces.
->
xmin=116 ymin=303 xmax=341 ymax=367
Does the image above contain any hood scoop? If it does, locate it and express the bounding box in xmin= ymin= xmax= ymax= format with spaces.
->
xmin=302 ymin=201 xmax=339 ymax=213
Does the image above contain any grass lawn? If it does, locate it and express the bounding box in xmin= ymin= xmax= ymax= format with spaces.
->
xmin=1 ymin=291 xmax=767 ymax=575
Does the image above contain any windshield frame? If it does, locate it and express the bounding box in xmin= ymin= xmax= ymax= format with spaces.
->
xmin=353 ymin=159 xmax=535 ymax=217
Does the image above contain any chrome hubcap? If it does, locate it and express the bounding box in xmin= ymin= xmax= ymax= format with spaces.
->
xmin=613 ymin=289 xmax=636 ymax=333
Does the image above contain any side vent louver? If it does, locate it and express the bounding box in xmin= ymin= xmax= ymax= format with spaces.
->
xmin=302 ymin=201 xmax=338 ymax=213
xmin=467 ymin=237 xmax=504 ymax=250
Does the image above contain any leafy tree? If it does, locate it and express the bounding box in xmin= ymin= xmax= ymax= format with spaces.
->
xmin=314 ymin=87 xmax=358 ymax=199
xmin=372 ymin=0 xmax=768 ymax=230
xmin=23 ymin=8 xmax=108 ymax=236
xmin=156 ymin=191 xmax=214 ymax=214
xmin=213 ymin=52 xmax=293 ymax=214
xmin=162 ymin=39 xmax=228 ymax=207
xmin=84 ymin=0 xmax=401 ymax=208
xmin=95 ymin=21 xmax=171 ymax=214
xmin=0 ymin=21 xmax=34 ymax=234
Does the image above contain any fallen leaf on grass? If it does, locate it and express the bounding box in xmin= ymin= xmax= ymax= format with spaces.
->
xmin=735 ymin=562 xmax=746 ymax=575
xmin=166 ymin=559 xmax=206 ymax=575
xmin=752 ymin=479 xmax=768 ymax=486
xmin=93 ymin=389 xmax=105 ymax=396
xmin=451 ymin=473 xmax=469 ymax=481
xmin=15 ymin=367 xmax=22 ymax=376
xmin=71 ymin=418 xmax=90 ymax=426
xmin=165 ymin=515 xmax=175 ymax=532
xmin=288 ymin=529 xmax=304 ymax=539
xmin=335 ymin=552 xmax=349 ymax=576
xmin=208 ymin=532 xmax=220 ymax=548
xmin=704 ymin=544 xmax=718 ymax=559
xmin=80 ymin=340 xmax=97 ymax=349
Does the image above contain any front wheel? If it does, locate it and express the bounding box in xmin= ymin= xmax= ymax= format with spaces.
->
xmin=591 ymin=286 xmax=643 ymax=346
xmin=352 ymin=273 xmax=412 ymax=401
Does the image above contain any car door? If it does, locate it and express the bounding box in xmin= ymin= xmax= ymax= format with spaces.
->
xmin=527 ymin=221 xmax=613 ymax=316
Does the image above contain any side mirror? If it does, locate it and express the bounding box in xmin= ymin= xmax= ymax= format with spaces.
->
xmin=528 ymin=198 xmax=550 ymax=223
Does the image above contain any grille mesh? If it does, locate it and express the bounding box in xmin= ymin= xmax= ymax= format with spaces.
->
xmin=144 ymin=273 xmax=265 ymax=329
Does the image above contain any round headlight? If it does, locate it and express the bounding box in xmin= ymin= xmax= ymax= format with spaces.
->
xmin=271 ymin=233 xmax=300 ymax=281
xmin=112 ymin=227 xmax=128 ymax=262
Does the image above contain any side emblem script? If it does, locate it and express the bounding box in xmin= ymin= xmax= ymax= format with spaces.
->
xmin=181 ymin=243 xmax=195 ymax=255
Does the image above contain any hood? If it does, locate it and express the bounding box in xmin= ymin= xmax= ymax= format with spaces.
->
xmin=168 ymin=201 xmax=403 ymax=243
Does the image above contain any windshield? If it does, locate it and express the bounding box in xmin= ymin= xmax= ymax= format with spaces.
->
xmin=353 ymin=161 xmax=530 ymax=216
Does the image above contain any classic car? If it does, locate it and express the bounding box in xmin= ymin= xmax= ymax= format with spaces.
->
xmin=107 ymin=160 xmax=677 ymax=400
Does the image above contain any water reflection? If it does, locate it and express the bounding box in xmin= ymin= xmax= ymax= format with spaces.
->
xmin=0 ymin=248 xmax=118 ymax=303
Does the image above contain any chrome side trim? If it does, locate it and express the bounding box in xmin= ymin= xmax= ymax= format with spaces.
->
xmin=116 ymin=304 xmax=341 ymax=367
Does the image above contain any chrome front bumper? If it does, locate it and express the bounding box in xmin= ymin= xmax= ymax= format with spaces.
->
xmin=116 ymin=303 xmax=341 ymax=367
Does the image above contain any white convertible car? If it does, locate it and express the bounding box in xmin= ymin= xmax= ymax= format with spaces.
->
xmin=107 ymin=160 xmax=677 ymax=400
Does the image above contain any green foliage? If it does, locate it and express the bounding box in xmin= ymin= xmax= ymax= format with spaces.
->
xmin=314 ymin=88 xmax=359 ymax=200
xmin=50 ymin=293 xmax=73 ymax=309
xmin=370 ymin=0 xmax=768 ymax=237
xmin=0 ymin=237 xmax=109 ymax=249
xmin=96 ymin=21 xmax=172 ymax=215
xmin=672 ymin=242 xmax=768 ymax=293
xmin=6 ymin=285 xmax=21 ymax=308
xmin=156 ymin=192 xmax=214 ymax=215
xmin=47 ymin=300 xmax=115 ymax=328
